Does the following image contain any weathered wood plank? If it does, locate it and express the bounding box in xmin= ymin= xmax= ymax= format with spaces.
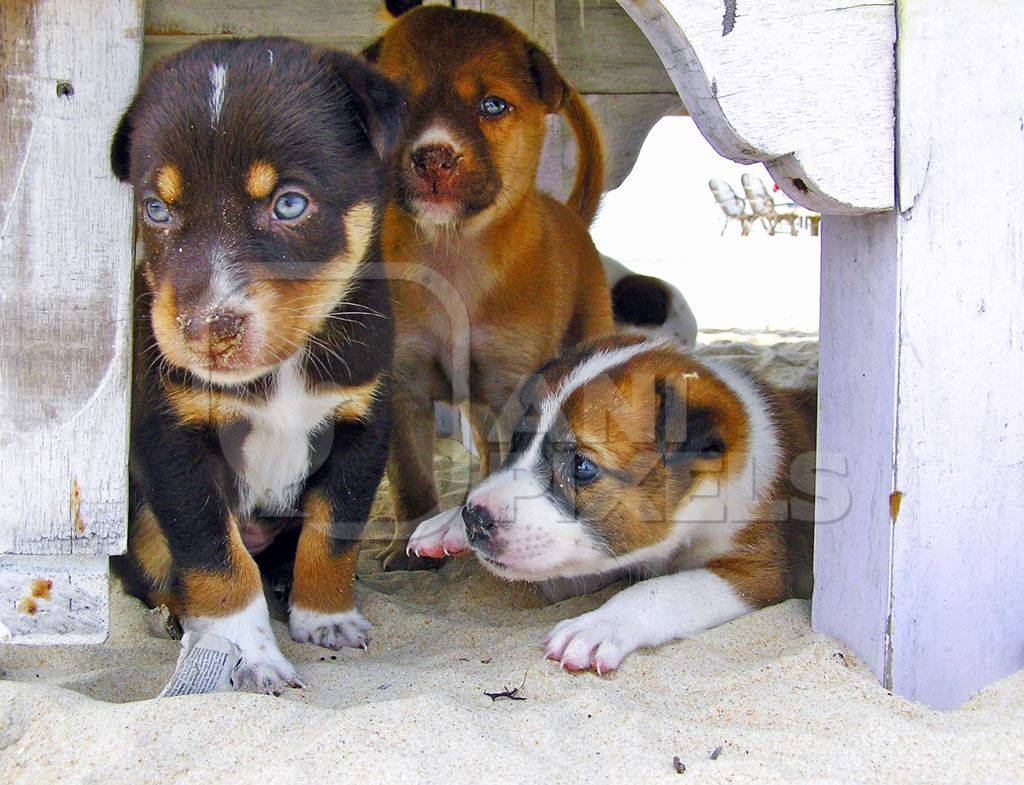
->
xmin=456 ymin=0 xmax=556 ymax=49
xmin=145 ymin=0 xmax=672 ymax=94
xmin=0 ymin=556 xmax=109 ymax=645
xmin=0 ymin=0 xmax=140 ymax=556
xmin=614 ymin=0 xmax=895 ymax=213
xmin=555 ymin=0 xmax=674 ymax=94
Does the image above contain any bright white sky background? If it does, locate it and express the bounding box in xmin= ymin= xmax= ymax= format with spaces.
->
xmin=591 ymin=116 xmax=820 ymax=335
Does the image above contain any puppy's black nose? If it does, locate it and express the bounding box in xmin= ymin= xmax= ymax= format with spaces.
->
xmin=411 ymin=144 xmax=459 ymax=187
xmin=462 ymin=503 xmax=496 ymax=544
xmin=180 ymin=310 xmax=246 ymax=358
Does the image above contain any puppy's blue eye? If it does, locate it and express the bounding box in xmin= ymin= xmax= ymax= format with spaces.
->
xmin=572 ymin=454 xmax=600 ymax=485
xmin=479 ymin=96 xmax=510 ymax=117
xmin=272 ymin=192 xmax=309 ymax=220
xmin=144 ymin=198 xmax=170 ymax=224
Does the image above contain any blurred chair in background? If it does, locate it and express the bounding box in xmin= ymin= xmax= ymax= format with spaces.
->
xmin=709 ymin=178 xmax=758 ymax=235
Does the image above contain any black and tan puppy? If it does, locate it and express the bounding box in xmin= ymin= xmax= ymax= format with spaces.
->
xmin=109 ymin=38 xmax=402 ymax=693
xmin=364 ymin=3 xmax=615 ymax=569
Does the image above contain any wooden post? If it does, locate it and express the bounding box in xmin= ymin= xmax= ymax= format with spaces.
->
xmin=606 ymin=0 xmax=1020 ymax=707
xmin=815 ymin=2 xmax=1024 ymax=708
xmin=0 ymin=0 xmax=142 ymax=643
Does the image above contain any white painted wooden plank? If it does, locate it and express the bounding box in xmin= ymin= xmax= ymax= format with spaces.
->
xmin=885 ymin=1 xmax=1024 ymax=709
xmin=613 ymin=0 xmax=895 ymax=214
xmin=812 ymin=213 xmax=899 ymax=682
xmin=0 ymin=556 xmax=109 ymax=645
xmin=0 ymin=0 xmax=140 ymax=556
xmin=816 ymin=2 xmax=1024 ymax=709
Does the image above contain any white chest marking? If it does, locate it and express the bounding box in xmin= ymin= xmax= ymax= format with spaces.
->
xmin=237 ymin=357 xmax=340 ymax=516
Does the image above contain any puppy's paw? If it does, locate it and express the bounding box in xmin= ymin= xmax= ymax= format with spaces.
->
xmin=185 ymin=596 xmax=303 ymax=696
xmin=232 ymin=651 xmax=304 ymax=695
xmin=407 ymin=507 xmax=468 ymax=559
xmin=543 ymin=610 xmax=638 ymax=675
xmin=289 ymin=607 xmax=372 ymax=650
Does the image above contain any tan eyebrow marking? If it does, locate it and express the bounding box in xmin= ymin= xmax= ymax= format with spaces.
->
xmin=154 ymin=164 xmax=182 ymax=203
xmin=246 ymin=160 xmax=278 ymax=200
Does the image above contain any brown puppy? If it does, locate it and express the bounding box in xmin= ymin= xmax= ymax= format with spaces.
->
xmin=365 ymin=3 xmax=614 ymax=569
xmin=411 ymin=335 xmax=816 ymax=672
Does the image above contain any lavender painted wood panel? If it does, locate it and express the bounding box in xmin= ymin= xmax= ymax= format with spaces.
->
xmin=812 ymin=214 xmax=899 ymax=682
xmin=887 ymin=1 xmax=1024 ymax=708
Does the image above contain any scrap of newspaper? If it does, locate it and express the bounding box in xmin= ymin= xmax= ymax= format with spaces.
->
xmin=159 ymin=632 xmax=240 ymax=697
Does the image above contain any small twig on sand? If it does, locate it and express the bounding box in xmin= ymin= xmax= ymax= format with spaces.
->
xmin=709 ymin=745 xmax=724 ymax=760
xmin=484 ymin=671 xmax=528 ymax=702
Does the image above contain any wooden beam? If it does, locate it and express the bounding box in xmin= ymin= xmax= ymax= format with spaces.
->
xmin=813 ymin=213 xmax=899 ymax=682
xmin=554 ymin=0 xmax=675 ymax=94
xmin=888 ymin=0 xmax=1024 ymax=708
xmin=815 ymin=2 xmax=1024 ymax=708
xmin=146 ymin=0 xmax=673 ymax=95
xmin=0 ymin=0 xmax=140 ymax=558
xmin=613 ymin=0 xmax=896 ymax=213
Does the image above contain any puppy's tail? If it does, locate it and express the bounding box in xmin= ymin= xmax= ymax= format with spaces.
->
xmin=384 ymin=0 xmax=422 ymax=17
xmin=561 ymin=87 xmax=605 ymax=227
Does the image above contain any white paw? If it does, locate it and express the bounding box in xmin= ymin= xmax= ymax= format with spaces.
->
xmin=543 ymin=609 xmax=640 ymax=675
xmin=407 ymin=507 xmax=468 ymax=558
xmin=289 ymin=607 xmax=371 ymax=650
xmin=184 ymin=594 xmax=303 ymax=695
xmin=232 ymin=651 xmax=304 ymax=695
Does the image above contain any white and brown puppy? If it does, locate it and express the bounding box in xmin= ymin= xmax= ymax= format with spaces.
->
xmin=409 ymin=335 xmax=816 ymax=673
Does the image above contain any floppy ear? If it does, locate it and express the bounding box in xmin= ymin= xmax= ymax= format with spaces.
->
xmin=330 ymin=52 xmax=406 ymax=160
xmin=525 ymin=44 xmax=566 ymax=113
xmin=655 ymin=377 xmax=725 ymax=465
xmin=110 ymin=105 xmax=135 ymax=182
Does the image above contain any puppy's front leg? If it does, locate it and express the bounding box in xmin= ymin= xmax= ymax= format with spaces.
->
xmin=134 ymin=412 xmax=300 ymax=694
xmin=289 ymin=405 xmax=390 ymax=649
xmin=543 ymin=568 xmax=752 ymax=674
xmin=379 ymin=388 xmax=438 ymax=570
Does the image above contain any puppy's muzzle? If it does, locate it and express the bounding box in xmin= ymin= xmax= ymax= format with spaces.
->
xmin=179 ymin=309 xmax=247 ymax=359
xmin=462 ymin=502 xmax=497 ymax=546
xmin=411 ymin=144 xmax=460 ymax=191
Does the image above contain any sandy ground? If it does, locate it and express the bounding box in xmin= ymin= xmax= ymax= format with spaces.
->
xmin=2 ymin=339 xmax=1022 ymax=784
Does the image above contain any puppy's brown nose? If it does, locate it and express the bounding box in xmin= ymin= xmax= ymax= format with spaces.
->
xmin=463 ymin=503 xmax=496 ymax=544
xmin=180 ymin=310 xmax=246 ymax=358
xmin=411 ymin=144 xmax=460 ymax=189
